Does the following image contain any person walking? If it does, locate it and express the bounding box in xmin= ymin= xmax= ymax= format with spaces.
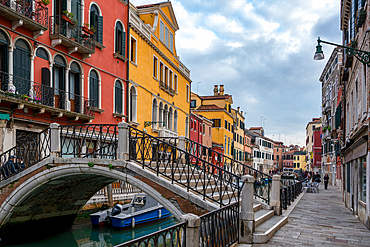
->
xmin=324 ymin=174 xmax=329 ymax=190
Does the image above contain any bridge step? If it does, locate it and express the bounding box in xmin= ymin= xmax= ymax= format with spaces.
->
xmin=252 ymin=215 xmax=288 ymax=244
xmin=254 ymin=209 xmax=274 ymax=227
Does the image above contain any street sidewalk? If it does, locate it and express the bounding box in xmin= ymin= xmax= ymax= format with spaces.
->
xmin=237 ymin=184 xmax=370 ymax=246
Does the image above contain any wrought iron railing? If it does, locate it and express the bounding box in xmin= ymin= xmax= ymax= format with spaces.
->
xmin=129 ymin=126 xmax=240 ymax=207
xmin=185 ymin=138 xmax=272 ymax=204
xmin=0 ymin=0 xmax=48 ymax=27
xmin=280 ymin=179 xmax=305 ymax=211
xmin=49 ymin=15 xmax=95 ymax=52
xmin=95 ymin=181 xmax=141 ymax=195
xmin=199 ymin=201 xmax=239 ymax=247
xmin=114 ymin=221 xmax=187 ymax=247
xmin=59 ymin=124 xmax=117 ymax=159
xmin=0 ymin=71 xmax=95 ymax=117
xmin=0 ymin=127 xmax=50 ymax=182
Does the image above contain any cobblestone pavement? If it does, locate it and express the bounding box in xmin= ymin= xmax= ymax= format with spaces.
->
xmin=239 ymin=184 xmax=370 ymax=247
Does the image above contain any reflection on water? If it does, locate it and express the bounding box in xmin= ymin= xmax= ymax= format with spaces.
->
xmin=7 ymin=217 xmax=178 ymax=247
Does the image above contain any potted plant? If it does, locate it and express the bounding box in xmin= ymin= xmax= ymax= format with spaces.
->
xmin=39 ymin=0 xmax=50 ymax=8
xmin=83 ymin=23 xmax=95 ymax=35
xmin=21 ymin=94 xmax=29 ymax=101
xmin=62 ymin=10 xmax=77 ymax=26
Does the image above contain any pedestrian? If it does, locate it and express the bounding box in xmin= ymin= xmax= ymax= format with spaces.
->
xmin=324 ymin=174 xmax=329 ymax=190
xmin=314 ymin=172 xmax=321 ymax=183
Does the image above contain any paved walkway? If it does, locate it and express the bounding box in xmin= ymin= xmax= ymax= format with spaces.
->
xmin=239 ymin=184 xmax=370 ymax=247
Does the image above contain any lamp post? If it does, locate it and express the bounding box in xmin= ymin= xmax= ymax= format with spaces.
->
xmin=314 ymin=37 xmax=370 ymax=66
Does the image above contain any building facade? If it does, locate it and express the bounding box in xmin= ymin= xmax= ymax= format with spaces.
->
xmin=273 ymin=141 xmax=285 ymax=170
xmin=305 ymin=118 xmax=321 ymax=171
xmin=231 ymin=107 xmax=245 ymax=162
xmin=247 ymin=127 xmax=274 ymax=173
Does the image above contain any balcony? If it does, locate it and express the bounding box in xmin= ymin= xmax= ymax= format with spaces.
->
xmin=158 ymin=127 xmax=178 ymax=138
xmin=0 ymin=0 xmax=48 ymax=36
xmin=322 ymin=128 xmax=331 ymax=141
xmin=322 ymin=101 xmax=331 ymax=115
xmin=0 ymin=71 xmax=95 ymax=121
xmin=49 ymin=15 xmax=95 ymax=58
xmin=159 ymin=80 xmax=175 ymax=96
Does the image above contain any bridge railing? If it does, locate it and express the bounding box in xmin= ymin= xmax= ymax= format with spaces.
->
xmin=0 ymin=128 xmax=50 ymax=182
xmin=114 ymin=221 xmax=187 ymax=247
xmin=59 ymin=124 xmax=117 ymax=159
xmin=184 ymin=138 xmax=272 ymax=204
xmin=199 ymin=201 xmax=239 ymax=247
xmin=280 ymin=179 xmax=305 ymax=212
xmin=129 ymin=126 xmax=240 ymax=207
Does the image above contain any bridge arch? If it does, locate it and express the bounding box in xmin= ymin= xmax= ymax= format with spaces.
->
xmin=0 ymin=164 xmax=183 ymax=238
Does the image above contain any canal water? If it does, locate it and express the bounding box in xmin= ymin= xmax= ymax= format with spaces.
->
xmin=5 ymin=217 xmax=178 ymax=247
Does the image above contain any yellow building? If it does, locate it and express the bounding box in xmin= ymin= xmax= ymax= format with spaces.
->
xmin=231 ymin=107 xmax=245 ymax=162
xmin=191 ymin=85 xmax=234 ymax=158
xmin=294 ymin=151 xmax=307 ymax=170
xmin=128 ymin=2 xmax=191 ymax=137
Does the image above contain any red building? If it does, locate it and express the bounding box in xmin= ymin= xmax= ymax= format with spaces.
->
xmin=282 ymin=150 xmax=294 ymax=168
xmin=190 ymin=112 xmax=203 ymax=145
xmin=0 ymin=0 xmax=129 ymax=152
xmin=312 ymin=127 xmax=322 ymax=173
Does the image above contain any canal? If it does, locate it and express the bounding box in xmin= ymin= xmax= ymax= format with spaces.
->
xmin=4 ymin=217 xmax=178 ymax=247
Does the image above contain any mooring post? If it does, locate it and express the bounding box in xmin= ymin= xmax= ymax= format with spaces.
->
xmin=239 ymin=174 xmax=255 ymax=244
xmin=180 ymin=213 xmax=201 ymax=247
xmin=50 ymin=123 xmax=60 ymax=158
xmin=117 ymin=122 xmax=129 ymax=160
xmin=270 ymin=174 xmax=282 ymax=215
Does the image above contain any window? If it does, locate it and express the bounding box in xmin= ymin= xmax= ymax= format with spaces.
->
xmin=89 ymin=70 xmax=99 ymax=108
xmin=115 ymin=22 xmax=125 ymax=56
xmin=164 ymin=66 xmax=168 ymax=86
xmin=225 ymin=120 xmax=227 ymax=129
xmin=36 ymin=47 xmax=49 ymax=60
xmin=203 ymin=124 xmax=205 ymax=136
xmin=213 ymin=119 xmax=221 ymax=127
xmin=159 ymin=62 xmax=164 ymax=82
xmin=90 ymin=4 xmax=103 ymax=44
xmin=174 ymin=110 xmax=178 ymax=132
xmin=115 ymin=80 xmax=123 ymax=114
xmin=129 ymin=86 xmax=137 ymax=122
xmin=186 ymin=84 xmax=189 ymax=102
xmin=160 ymin=20 xmax=164 ymax=42
xmin=170 ymin=32 xmax=174 ymax=52
xmin=209 ymin=127 xmax=211 ymax=137
xmin=169 ymin=70 xmax=173 ymax=89
xmin=152 ymin=99 xmax=158 ymax=129
xmin=174 ymin=74 xmax=178 ymax=93
xmin=165 ymin=26 xmax=169 ymax=47
xmin=130 ymin=37 xmax=137 ymax=63
xmin=185 ymin=116 xmax=189 ymax=137
xmin=190 ymin=100 xmax=196 ymax=108
xmin=53 ymin=55 xmax=65 ymax=108
xmin=153 ymin=56 xmax=158 ymax=78
xmin=69 ymin=62 xmax=81 ymax=113
xmin=360 ymin=157 xmax=366 ymax=202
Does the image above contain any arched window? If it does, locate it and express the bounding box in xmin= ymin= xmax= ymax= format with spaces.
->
xmin=169 ymin=107 xmax=173 ymax=131
xmin=152 ymin=99 xmax=158 ymax=129
xmin=69 ymin=62 xmax=81 ymax=113
xmin=164 ymin=104 xmax=168 ymax=129
xmin=13 ymin=39 xmax=30 ymax=95
xmin=159 ymin=102 xmax=163 ymax=128
xmin=174 ymin=110 xmax=178 ymax=132
xmin=90 ymin=4 xmax=103 ymax=44
xmin=129 ymin=86 xmax=137 ymax=122
xmin=53 ymin=55 xmax=66 ymax=109
xmin=89 ymin=70 xmax=99 ymax=107
xmin=115 ymin=21 xmax=125 ymax=56
xmin=36 ymin=47 xmax=49 ymax=61
xmin=0 ymin=30 xmax=9 ymax=81
xmin=115 ymin=80 xmax=123 ymax=114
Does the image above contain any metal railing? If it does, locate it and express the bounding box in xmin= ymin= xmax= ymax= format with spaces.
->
xmin=59 ymin=124 xmax=117 ymax=159
xmin=280 ymin=179 xmax=304 ymax=211
xmin=199 ymin=201 xmax=239 ymax=247
xmin=114 ymin=221 xmax=187 ymax=247
xmin=95 ymin=181 xmax=141 ymax=195
xmin=0 ymin=0 xmax=48 ymax=27
xmin=0 ymin=71 xmax=95 ymax=117
xmin=49 ymin=15 xmax=95 ymax=52
xmin=185 ymin=138 xmax=272 ymax=204
xmin=0 ymin=128 xmax=50 ymax=182
xmin=129 ymin=126 xmax=240 ymax=207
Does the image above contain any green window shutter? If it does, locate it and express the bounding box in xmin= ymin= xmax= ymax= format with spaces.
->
xmin=90 ymin=11 xmax=96 ymax=28
xmin=62 ymin=0 xmax=67 ymax=12
xmin=97 ymin=16 xmax=103 ymax=44
xmin=121 ymin=31 xmax=126 ymax=57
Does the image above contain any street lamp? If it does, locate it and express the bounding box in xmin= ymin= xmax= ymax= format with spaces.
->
xmin=314 ymin=37 xmax=370 ymax=66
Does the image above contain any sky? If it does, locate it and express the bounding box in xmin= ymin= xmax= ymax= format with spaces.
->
xmin=131 ymin=0 xmax=342 ymax=147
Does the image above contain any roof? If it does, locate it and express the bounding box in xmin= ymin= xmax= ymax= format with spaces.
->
xmin=250 ymin=127 xmax=263 ymax=130
xmin=200 ymin=95 xmax=232 ymax=100
xmin=196 ymin=104 xmax=225 ymax=111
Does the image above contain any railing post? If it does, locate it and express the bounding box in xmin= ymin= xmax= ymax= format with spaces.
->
xmin=239 ymin=175 xmax=255 ymax=244
xmin=180 ymin=213 xmax=200 ymax=247
xmin=50 ymin=123 xmax=60 ymax=158
xmin=117 ymin=122 xmax=129 ymax=160
xmin=270 ymin=175 xmax=281 ymax=215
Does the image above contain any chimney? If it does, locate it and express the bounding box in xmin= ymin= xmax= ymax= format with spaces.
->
xmin=214 ymin=85 xmax=219 ymax=96
xmin=219 ymin=85 xmax=224 ymax=95
xmin=237 ymin=107 xmax=240 ymax=112
xmin=241 ymin=111 xmax=243 ymax=116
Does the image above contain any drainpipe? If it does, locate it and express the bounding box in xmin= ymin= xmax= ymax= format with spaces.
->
xmin=126 ymin=3 xmax=130 ymax=123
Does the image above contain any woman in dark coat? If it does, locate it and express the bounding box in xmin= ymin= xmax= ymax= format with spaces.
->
xmin=324 ymin=174 xmax=329 ymax=190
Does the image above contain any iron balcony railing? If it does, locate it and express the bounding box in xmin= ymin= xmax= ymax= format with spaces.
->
xmin=49 ymin=15 xmax=95 ymax=52
xmin=129 ymin=126 xmax=241 ymax=207
xmin=114 ymin=221 xmax=187 ymax=247
xmin=0 ymin=0 xmax=48 ymax=27
xmin=0 ymin=71 xmax=95 ymax=117
xmin=59 ymin=124 xmax=118 ymax=159
xmin=199 ymin=201 xmax=239 ymax=247
xmin=0 ymin=128 xmax=50 ymax=182
xmin=184 ymin=138 xmax=272 ymax=204
xmin=159 ymin=80 xmax=175 ymax=96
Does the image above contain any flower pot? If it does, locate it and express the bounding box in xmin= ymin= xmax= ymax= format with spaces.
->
xmin=39 ymin=2 xmax=47 ymax=8
xmin=82 ymin=26 xmax=93 ymax=35
xmin=62 ymin=15 xmax=74 ymax=25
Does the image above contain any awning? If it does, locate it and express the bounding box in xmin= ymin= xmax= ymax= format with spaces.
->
xmin=0 ymin=112 xmax=10 ymax=121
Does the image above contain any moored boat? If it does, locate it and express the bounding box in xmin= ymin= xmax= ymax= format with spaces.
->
xmin=90 ymin=193 xmax=172 ymax=229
